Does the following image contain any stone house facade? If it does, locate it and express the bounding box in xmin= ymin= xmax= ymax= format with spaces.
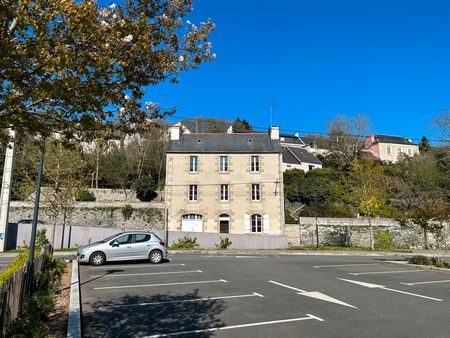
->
xmin=165 ymin=126 xmax=285 ymax=235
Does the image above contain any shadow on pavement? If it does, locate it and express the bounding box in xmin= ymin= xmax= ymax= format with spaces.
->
xmin=83 ymin=289 xmax=226 ymax=338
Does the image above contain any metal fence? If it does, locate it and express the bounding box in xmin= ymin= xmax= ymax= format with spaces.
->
xmin=0 ymin=245 xmax=53 ymax=336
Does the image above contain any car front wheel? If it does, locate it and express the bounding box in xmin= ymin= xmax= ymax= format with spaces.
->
xmin=90 ymin=252 xmax=106 ymax=266
xmin=149 ymin=250 xmax=163 ymax=264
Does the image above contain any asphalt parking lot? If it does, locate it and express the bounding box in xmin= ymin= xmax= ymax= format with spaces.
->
xmin=79 ymin=254 xmax=450 ymax=338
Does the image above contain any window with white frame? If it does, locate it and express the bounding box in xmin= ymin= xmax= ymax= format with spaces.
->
xmin=188 ymin=185 xmax=198 ymax=201
xmin=189 ymin=156 xmax=198 ymax=172
xmin=251 ymin=214 xmax=262 ymax=233
xmin=251 ymin=155 xmax=260 ymax=172
xmin=386 ymin=146 xmax=392 ymax=154
xmin=397 ymin=147 xmax=403 ymax=155
xmin=219 ymin=156 xmax=228 ymax=172
xmin=220 ymin=184 xmax=229 ymax=201
xmin=407 ymin=148 xmax=413 ymax=156
xmin=251 ymin=184 xmax=260 ymax=201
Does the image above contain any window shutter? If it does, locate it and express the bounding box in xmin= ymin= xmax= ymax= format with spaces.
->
xmin=244 ymin=214 xmax=250 ymax=233
xmin=263 ymin=214 xmax=270 ymax=233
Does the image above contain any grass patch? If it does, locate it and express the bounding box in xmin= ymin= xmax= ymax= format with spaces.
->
xmin=287 ymin=245 xmax=412 ymax=252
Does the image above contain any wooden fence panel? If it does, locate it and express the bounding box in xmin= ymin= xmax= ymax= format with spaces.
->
xmin=0 ymin=245 xmax=53 ymax=336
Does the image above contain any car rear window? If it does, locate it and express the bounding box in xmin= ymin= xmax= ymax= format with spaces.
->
xmin=135 ymin=234 xmax=151 ymax=243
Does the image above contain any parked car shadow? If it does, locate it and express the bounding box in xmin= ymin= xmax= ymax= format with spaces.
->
xmin=82 ymin=289 xmax=226 ymax=337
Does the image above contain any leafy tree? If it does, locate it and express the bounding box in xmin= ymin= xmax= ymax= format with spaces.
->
xmin=418 ymin=136 xmax=431 ymax=154
xmin=388 ymin=154 xmax=449 ymax=251
xmin=133 ymin=176 xmax=157 ymax=201
xmin=1 ymin=0 xmax=215 ymax=138
xmin=347 ymin=158 xmax=390 ymax=249
xmin=41 ymin=140 xmax=87 ymax=245
xmin=232 ymin=118 xmax=253 ymax=132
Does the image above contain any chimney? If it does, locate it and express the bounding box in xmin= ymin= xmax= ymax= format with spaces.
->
xmin=270 ymin=126 xmax=280 ymax=140
xmin=170 ymin=125 xmax=181 ymax=140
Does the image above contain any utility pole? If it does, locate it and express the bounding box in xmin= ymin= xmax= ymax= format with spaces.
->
xmin=0 ymin=129 xmax=17 ymax=252
xmin=28 ymin=139 xmax=45 ymax=269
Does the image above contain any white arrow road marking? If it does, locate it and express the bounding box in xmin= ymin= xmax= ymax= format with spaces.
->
xmin=145 ymin=314 xmax=324 ymax=337
xmin=98 ymin=292 xmax=264 ymax=310
xmin=401 ymin=279 xmax=450 ymax=286
xmin=269 ymin=280 xmax=357 ymax=309
xmin=90 ymin=270 xmax=202 ymax=278
xmin=338 ymin=278 xmax=443 ymax=301
xmin=94 ymin=279 xmax=227 ymax=290
xmin=298 ymin=291 xmax=358 ymax=309
xmin=88 ymin=263 xmax=185 ymax=270
xmin=349 ymin=270 xmax=424 ymax=275
xmin=314 ymin=263 xmax=379 ymax=268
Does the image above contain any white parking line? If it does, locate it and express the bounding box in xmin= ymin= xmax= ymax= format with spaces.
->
xmin=94 ymin=279 xmax=228 ymax=290
xmin=145 ymin=314 xmax=324 ymax=337
xmin=339 ymin=278 xmax=443 ymax=302
xmin=401 ymin=279 xmax=450 ymax=286
xmin=268 ymin=280 xmax=307 ymax=293
xmin=90 ymin=270 xmax=202 ymax=278
xmin=98 ymin=292 xmax=264 ymax=309
xmin=349 ymin=270 xmax=424 ymax=275
xmin=314 ymin=263 xmax=379 ymax=268
xmin=236 ymin=256 xmax=264 ymax=258
xmin=88 ymin=263 xmax=186 ymax=270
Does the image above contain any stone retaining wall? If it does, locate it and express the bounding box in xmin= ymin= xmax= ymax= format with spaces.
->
xmin=285 ymin=217 xmax=449 ymax=249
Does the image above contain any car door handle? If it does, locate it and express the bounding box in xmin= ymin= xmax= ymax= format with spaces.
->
xmin=127 ymin=246 xmax=132 ymax=248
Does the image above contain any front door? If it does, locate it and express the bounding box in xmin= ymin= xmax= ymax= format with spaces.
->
xmin=219 ymin=214 xmax=230 ymax=233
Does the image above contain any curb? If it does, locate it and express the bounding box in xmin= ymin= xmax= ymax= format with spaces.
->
xmin=386 ymin=260 xmax=450 ymax=274
xmin=67 ymin=260 xmax=82 ymax=338
xmin=168 ymin=250 xmax=414 ymax=257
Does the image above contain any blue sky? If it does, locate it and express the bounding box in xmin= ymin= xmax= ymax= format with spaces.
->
xmin=149 ymin=0 xmax=450 ymax=141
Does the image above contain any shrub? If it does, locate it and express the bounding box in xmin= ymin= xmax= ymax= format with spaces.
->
xmin=36 ymin=228 xmax=49 ymax=250
xmin=0 ymin=251 xmax=28 ymax=286
xmin=121 ymin=204 xmax=133 ymax=220
xmin=171 ymin=236 xmax=199 ymax=249
xmin=216 ymin=237 xmax=232 ymax=249
xmin=374 ymin=230 xmax=394 ymax=250
xmin=431 ymin=257 xmax=450 ymax=269
xmin=409 ymin=255 xmax=431 ymax=265
xmin=75 ymin=189 xmax=96 ymax=202
xmin=133 ymin=177 xmax=157 ymax=202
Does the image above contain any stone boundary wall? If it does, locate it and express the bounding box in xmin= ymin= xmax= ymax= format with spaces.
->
xmin=9 ymin=201 xmax=165 ymax=231
xmin=285 ymin=217 xmax=450 ymax=249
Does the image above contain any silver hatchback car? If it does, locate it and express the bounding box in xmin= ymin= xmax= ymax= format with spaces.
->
xmin=77 ymin=231 xmax=168 ymax=266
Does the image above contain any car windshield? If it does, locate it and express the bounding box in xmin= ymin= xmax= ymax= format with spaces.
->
xmin=98 ymin=233 xmax=123 ymax=243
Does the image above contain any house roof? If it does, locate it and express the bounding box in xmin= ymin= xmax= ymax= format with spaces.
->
xmin=373 ymin=134 xmax=417 ymax=146
xmin=282 ymin=146 xmax=323 ymax=165
xmin=168 ymin=133 xmax=282 ymax=153
xmin=279 ymin=133 xmax=305 ymax=146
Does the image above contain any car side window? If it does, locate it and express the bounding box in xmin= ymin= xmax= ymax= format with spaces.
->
xmin=135 ymin=234 xmax=151 ymax=243
xmin=114 ymin=234 xmax=133 ymax=245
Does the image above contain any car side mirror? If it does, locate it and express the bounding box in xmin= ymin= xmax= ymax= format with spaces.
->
xmin=111 ymin=240 xmax=119 ymax=247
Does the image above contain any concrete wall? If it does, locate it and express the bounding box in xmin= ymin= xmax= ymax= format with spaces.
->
xmin=14 ymin=224 xmax=288 ymax=250
xmin=285 ymin=217 xmax=449 ymax=249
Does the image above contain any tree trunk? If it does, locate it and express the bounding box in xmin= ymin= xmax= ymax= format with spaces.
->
xmin=369 ymin=216 xmax=374 ymax=250
xmin=423 ymin=225 xmax=428 ymax=249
